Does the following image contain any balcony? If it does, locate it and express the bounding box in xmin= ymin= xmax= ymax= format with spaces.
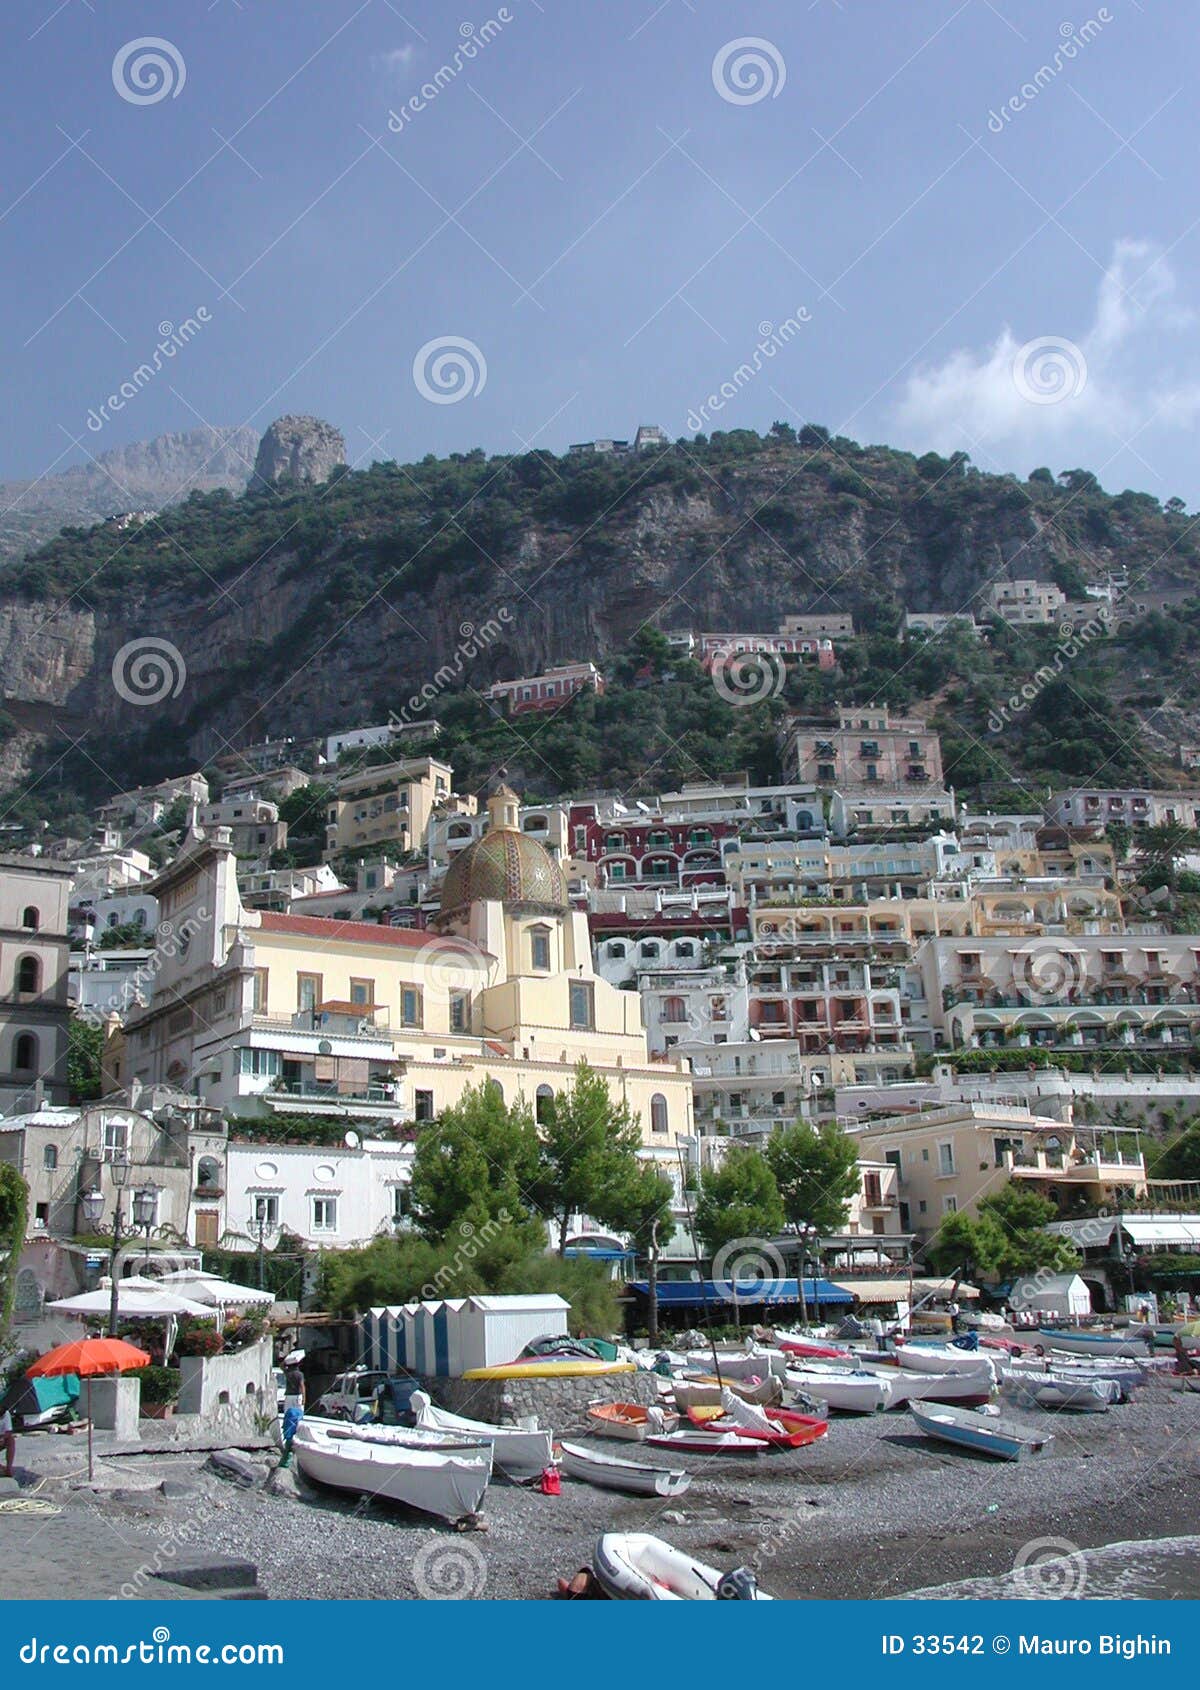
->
xmin=264 ymin=1078 xmax=402 ymax=1109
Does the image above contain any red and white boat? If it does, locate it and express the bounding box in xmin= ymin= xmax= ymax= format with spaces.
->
xmin=778 ymin=1338 xmax=853 ymax=1361
xmin=686 ymin=1397 xmax=828 ymax=1450
xmin=646 ymin=1425 xmax=766 ymax=1456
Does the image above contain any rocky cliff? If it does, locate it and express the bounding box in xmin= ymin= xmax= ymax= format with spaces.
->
xmin=0 ymin=425 xmax=259 ymax=563
xmin=0 ymin=425 xmax=1196 ymax=806
xmin=251 ymin=416 xmax=346 ymax=489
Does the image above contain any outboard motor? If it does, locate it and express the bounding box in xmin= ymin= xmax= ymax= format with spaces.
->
xmin=716 ymin=1566 xmax=760 ymax=1600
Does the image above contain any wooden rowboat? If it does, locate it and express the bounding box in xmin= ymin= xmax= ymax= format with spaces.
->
xmin=558 ymin=1440 xmax=691 ymax=1497
xmin=910 ymin=1402 xmax=1053 ymax=1461
xmin=585 ymin=1401 xmax=678 ymax=1441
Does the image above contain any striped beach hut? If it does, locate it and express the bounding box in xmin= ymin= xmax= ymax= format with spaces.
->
xmin=360 ymin=1294 xmax=570 ymax=1377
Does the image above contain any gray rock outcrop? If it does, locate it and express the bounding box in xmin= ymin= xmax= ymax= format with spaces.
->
xmin=252 ymin=416 xmax=345 ymax=489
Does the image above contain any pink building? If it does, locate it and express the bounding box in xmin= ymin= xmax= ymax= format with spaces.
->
xmin=697 ymin=632 xmax=836 ymax=671
xmin=486 ymin=662 xmax=605 ymax=716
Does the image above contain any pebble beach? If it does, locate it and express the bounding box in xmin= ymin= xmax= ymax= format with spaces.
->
xmin=11 ymin=1374 xmax=1197 ymax=1603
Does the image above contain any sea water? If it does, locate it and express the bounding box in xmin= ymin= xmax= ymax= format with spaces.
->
xmin=901 ymin=1536 xmax=1200 ymax=1600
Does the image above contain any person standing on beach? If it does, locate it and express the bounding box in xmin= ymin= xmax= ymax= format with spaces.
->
xmin=283 ymin=1364 xmax=305 ymax=1414
xmin=0 ymin=1405 xmax=15 ymax=1479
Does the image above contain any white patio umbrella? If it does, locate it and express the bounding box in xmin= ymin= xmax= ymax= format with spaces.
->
xmin=48 ymin=1277 xmax=214 ymax=1318
xmin=155 ymin=1270 xmax=275 ymax=1308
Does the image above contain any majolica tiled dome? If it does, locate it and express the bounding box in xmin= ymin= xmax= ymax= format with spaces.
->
xmin=439 ymin=823 xmax=566 ymax=915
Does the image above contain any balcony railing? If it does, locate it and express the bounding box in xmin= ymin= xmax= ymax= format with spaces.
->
xmin=265 ymin=1079 xmax=401 ymax=1105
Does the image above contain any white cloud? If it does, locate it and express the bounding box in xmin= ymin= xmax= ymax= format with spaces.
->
xmin=373 ymin=46 xmax=416 ymax=76
xmin=893 ymin=239 xmax=1200 ymax=465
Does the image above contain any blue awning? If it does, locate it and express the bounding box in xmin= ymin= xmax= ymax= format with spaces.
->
xmin=625 ymin=1277 xmax=853 ymax=1308
xmin=565 ymin=1246 xmax=635 ymax=1261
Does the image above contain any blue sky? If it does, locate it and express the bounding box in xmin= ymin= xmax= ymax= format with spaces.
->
xmin=5 ymin=0 xmax=1200 ymax=501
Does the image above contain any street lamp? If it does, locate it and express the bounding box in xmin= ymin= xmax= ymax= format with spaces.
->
xmin=249 ymin=1207 xmax=279 ymax=1291
xmin=82 ymin=1150 xmax=131 ymax=1337
xmin=131 ymin=1182 xmax=162 ymax=1269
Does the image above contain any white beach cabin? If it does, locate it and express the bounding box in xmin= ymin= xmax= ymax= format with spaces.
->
xmin=361 ymin=1294 xmax=570 ymax=1377
xmin=1010 ymin=1273 xmax=1092 ymax=1321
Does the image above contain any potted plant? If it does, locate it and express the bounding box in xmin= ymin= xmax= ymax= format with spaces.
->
xmin=176 ymin=1318 xmax=224 ymax=1358
xmin=131 ymin=1364 xmax=181 ymax=1419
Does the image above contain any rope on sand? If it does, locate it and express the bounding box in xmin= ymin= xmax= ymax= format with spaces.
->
xmin=0 ymin=1498 xmax=62 ymax=1516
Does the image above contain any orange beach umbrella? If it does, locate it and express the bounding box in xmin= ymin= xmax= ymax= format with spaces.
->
xmin=28 ymin=1338 xmax=151 ymax=1480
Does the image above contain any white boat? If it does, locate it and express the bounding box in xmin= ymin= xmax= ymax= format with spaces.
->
xmin=894 ymin=1342 xmax=997 ymax=1381
xmin=593 ymin=1533 xmax=772 ymax=1600
xmin=291 ymin=1418 xmax=491 ymax=1521
xmin=404 ymin=1391 xmax=553 ymax=1478
xmin=646 ymin=1425 xmax=766 ymax=1456
xmin=673 ymin=1376 xmax=783 ymax=1410
xmin=910 ymin=1402 xmax=1053 ymax=1461
xmin=558 ymin=1440 xmax=691 ymax=1497
xmin=784 ymin=1366 xmax=892 ymax=1414
xmin=1008 ymin=1354 xmax=1146 ymax=1388
xmin=683 ymin=1349 xmax=788 ymax=1381
xmin=1036 ymin=1328 xmax=1154 ymax=1359
xmin=1002 ymin=1373 xmax=1112 ymax=1413
xmin=863 ymin=1364 xmax=995 ymax=1409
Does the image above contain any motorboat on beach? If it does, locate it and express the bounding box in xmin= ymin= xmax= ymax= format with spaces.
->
xmin=910 ymin=1402 xmax=1053 ymax=1461
xmin=291 ymin=1418 xmax=492 ymax=1521
xmin=593 ymin=1533 xmax=773 ymax=1600
xmin=862 ymin=1362 xmax=994 ymax=1409
xmin=406 ymin=1390 xmax=553 ymax=1478
xmin=558 ymin=1440 xmax=691 ymax=1497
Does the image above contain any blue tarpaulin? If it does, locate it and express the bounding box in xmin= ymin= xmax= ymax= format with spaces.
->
xmin=625 ymin=1277 xmax=853 ymax=1307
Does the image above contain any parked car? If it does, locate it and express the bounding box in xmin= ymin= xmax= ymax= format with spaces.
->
xmin=312 ymin=1368 xmax=390 ymax=1421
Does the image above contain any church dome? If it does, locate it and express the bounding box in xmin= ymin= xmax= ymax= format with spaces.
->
xmin=437 ymin=787 xmax=566 ymax=917
xmin=439 ymin=828 xmax=566 ymax=915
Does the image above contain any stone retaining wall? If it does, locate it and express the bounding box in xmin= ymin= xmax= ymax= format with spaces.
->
xmin=421 ymin=1369 xmax=660 ymax=1432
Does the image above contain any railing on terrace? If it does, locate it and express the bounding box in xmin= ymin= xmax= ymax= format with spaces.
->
xmin=946 ymin=989 xmax=1200 ymax=1011
xmin=265 ymin=1079 xmax=401 ymax=1105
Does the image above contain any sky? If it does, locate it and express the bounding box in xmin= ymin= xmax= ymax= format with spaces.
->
xmin=5 ymin=0 xmax=1200 ymax=502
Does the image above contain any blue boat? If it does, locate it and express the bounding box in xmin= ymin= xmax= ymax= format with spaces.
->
xmin=910 ymin=1402 xmax=1053 ymax=1460
xmin=1037 ymin=1327 xmax=1154 ymax=1358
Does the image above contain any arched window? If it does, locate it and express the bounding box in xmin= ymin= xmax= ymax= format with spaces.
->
xmin=13 ymin=1033 xmax=37 ymax=1072
xmin=21 ymin=906 xmax=39 ymax=931
xmin=535 ymin=1084 xmax=555 ymax=1125
xmin=43 ymin=1143 xmax=57 ymax=1171
xmin=604 ymin=832 xmax=626 ymax=853
xmin=650 ymin=1093 xmax=669 ymax=1134
xmin=16 ymin=956 xmax=40 ymax=995
xmin=196 ymin=1155 xmax=221 ymax=1193
xmin=486 ymin=1078 xmax=504 ymax=1104
xmin=607 ymin=941 xmax=627 ymax=958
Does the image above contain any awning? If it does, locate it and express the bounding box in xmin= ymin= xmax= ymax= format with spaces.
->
xmin=626 ymin=1278 xmax=853 ymax=1307
xmin=1122 ymin=1218 xmax=1200 ymax=1248
xmin=829 ymin=1277 xmax=981 ymax=1304
xmin=564 ymin=1246 xmax=635 ymax=1261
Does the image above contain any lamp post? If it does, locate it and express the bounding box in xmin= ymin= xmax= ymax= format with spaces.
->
xmin=250 ymin=1208 xmax=279 ymax=1291
xmin=132 ymin=1182 xmax=162 ymax=1270
xmin=82 ymin=1151 xmax=130 ymax=1338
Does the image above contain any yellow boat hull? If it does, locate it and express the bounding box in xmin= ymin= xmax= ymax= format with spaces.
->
xmin=461 ymin=1360 xmax=637 ymax=1380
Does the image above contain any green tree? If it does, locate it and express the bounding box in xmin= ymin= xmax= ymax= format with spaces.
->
xmin=693 ymin=1147 xmax=784 ymax=1258
xmin=923 ymin=1209 xmax=1005 ymax=1284
xmin=0 ymin=1163 xmax=29 ymax=1343
xmin=534 ymin=1061 xmax=649 ymax=1256
xmin=409 ymin=1083 xmax=543 ymax=1248
xmin=1135 ymin=822 xmax=1200 ymax=893
xmin=765 ymin=1119 xmax=860 ymax=1233
xmin=68 ymin=1016 xmax=106 ymax=1103
xmin=1148 ymin=1121 xmax=1200 ymax=1182
xmin=1105 ymin=821 xmax=1131 ymax=866
xmin=977 ymin=1183 xmax=1079 ymax=1277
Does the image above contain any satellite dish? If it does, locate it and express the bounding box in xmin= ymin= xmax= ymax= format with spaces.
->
xmin=344 ymin=1131 xmax=361 ymax=1149
xmin=318 ymin=1038 xmax=333 ymax=1055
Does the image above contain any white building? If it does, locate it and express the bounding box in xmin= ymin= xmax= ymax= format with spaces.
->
xmin=638 ymin=963 xmax=750 ymax=1054
xmin=226 ymin=1136 xmax=413 ymax=1254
